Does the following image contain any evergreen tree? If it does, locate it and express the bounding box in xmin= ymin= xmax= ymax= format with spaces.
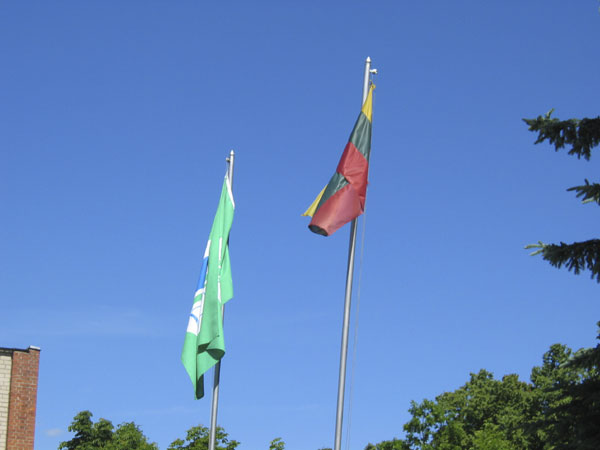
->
xmin=523 ymin=111 xmax=600 ymax=281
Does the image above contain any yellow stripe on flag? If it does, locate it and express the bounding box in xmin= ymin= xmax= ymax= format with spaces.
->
xmin=302 ymin=186 xmax=326 ymax=217
xmin=361 ymin=84 xmax=375 ymax=122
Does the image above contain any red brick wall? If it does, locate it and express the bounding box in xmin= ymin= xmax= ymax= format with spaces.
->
xmin=6 ymin=348 xmax=40 ymax=450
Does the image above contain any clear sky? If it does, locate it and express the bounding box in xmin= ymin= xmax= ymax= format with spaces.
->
xmin=1 ymin=1 xmax=599 ymax=450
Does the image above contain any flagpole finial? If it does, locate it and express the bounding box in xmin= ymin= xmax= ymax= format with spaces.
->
xmin=226 ymin=150 xmax=235 ymax=189
xmin=366 ymin=56 xmax=371 ymax=63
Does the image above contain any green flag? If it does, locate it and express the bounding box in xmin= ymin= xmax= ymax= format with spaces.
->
xmin=181 ymin=173 xmax=235 ymax=399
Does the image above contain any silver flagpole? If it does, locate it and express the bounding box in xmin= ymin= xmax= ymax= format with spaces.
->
xmin=333 ymin=57 xmax=372 ymax=450
xmin=209 ymin=149 xmax=235 ymax=450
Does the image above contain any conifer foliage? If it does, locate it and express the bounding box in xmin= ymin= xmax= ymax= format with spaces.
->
xmin=523 ymin=110 xmax=600 ymax=281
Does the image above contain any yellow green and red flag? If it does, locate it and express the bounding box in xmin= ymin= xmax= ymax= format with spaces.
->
xmin=303 ymin=84 xmax=374 ymax=236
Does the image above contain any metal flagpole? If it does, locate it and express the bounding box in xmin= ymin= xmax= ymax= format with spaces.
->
xmin=208 ymin=150 xmax=235 ymax=450
xmin=333 ymin=57 xmax=372 ymax=450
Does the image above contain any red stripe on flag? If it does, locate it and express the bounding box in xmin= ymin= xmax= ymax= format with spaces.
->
xmin=309 ymin=183 xmax=363 ymax=236
xmin=337 ymin=141 xmax=369 ymax=207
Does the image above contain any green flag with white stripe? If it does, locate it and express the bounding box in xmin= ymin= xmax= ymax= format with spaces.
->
xmin=181 ymin=173 xmax=235 ymax=399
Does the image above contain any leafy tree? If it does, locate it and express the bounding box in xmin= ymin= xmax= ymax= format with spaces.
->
xmin=400 ymin=370 xmax=537 ymax=449
xmin=58 ymin=411 xmax=157 ymax=450
xmin=530 ymin=327 xmax=600 ymax=449
xmin=167 ymin=425 xmax=239 ymax=450
xmin=269 ymin=437 xmax=285 ymax=450
xmin=388 ymin=328 xmax=600 ymax=450
xmin=523 ymin=110 xmax=600 ymax=281
xmin=111 ymin=422 xmax=159 ymax=450
xmin=557 ymin=342 xmax=600 ymax=449
xmin=364 ymin=438 xmax=405 ymax=450
xmin=527 ymin=343 xmax=578 ymax=446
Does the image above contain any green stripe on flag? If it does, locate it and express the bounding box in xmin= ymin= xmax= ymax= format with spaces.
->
xmin=316 ymin=171 xmax=349 ymax=212
xmin=348 ymin=112 xmax=372 ymax=160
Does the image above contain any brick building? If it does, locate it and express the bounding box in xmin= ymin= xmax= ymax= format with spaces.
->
xmin=0 ymin=347 xmax=40 ymax=450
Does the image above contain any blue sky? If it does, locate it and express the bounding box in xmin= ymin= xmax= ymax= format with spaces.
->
xmin=1 ymin=1 xmax=599 ymax=449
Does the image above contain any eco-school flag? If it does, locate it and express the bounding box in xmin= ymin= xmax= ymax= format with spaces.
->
xmin=303 ymin=84 xmax=374 ymax=236
xmin=182 ymin=172 xmax=235 ymax=399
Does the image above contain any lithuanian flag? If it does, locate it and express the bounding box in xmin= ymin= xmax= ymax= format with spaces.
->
xmin=303 ymin=84 xmax=374 ymax=236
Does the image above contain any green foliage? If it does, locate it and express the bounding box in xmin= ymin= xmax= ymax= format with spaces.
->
xmin=568 ymin=179 xmax=600 ymax=205
xmin=528 ymin=344 xmax=581 ymax=447
xmin=380 ymin=326 xmax=600 ymax=450
xmin=533 ymin=325 xmax=600 ymax=449
xmin=269 ymin=437 xmax=285 ymax=450
xmin=167 ymin=425 xmax=239 ymax=450
xmin=400 ymin=370 xmax=536 ymax=450
xmin=58 ymin=412 xmax=244 ymax=450
xmin=58 ymin=411 xmax=158 ymax=450
xmin=111 ymin=423 xmax=159 ymax=450
xmin=524 ymin=110 xmax=600 ymax=282
xmin=471 ymin=423 xmax=518 ymax=450
xmin=363 ymin=438 xmax=406 ymax=450
xmin=523 ymin=110 xmax=600 ymax=160
xmin=525 ymin=240 xmax=600 ymax=282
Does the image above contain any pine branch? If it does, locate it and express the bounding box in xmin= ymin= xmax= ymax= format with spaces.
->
xmin=526 ymin=240 xmax=600 ymax=282
xmin=567 ymin=179 xmax=600 ymax=205
xmin=523 ymin=110 xmax=600 ymax=160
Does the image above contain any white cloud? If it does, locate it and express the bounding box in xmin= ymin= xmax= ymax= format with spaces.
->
xmin=45 ymin=428 xmax=64 ymax=437
xmin=0 ymin=305 xmax=167 ymax=338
